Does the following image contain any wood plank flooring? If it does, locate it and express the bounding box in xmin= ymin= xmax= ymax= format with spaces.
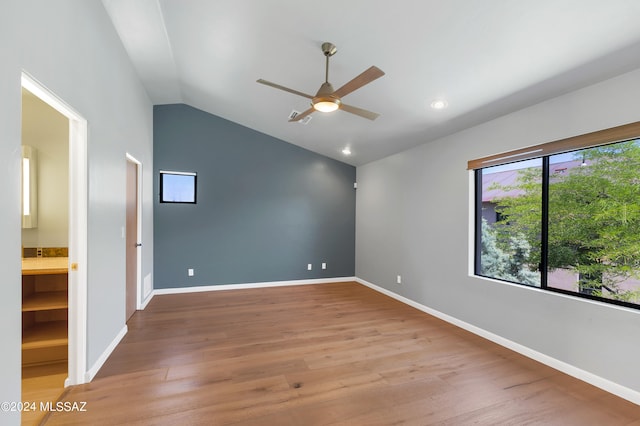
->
xmin=46 ymin=281 xmax=640 ymax=425
xmin=22 ymin=362 xmax=67 ymax=426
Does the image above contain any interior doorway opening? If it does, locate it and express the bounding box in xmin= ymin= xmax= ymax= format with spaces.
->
xmin=125 ymin=154 xmax=142 ymax=322
xmin=20 ymin=73 xmax=88 ymax=395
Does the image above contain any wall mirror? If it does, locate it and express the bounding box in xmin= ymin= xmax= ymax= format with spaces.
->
xmin=22 ymin=145 xmax=38 ymax=228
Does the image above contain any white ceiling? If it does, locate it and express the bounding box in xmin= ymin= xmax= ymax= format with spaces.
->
xmin=102 ymin=0 xmax=640 ymax=166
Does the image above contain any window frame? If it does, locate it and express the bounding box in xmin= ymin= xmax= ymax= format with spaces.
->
xmin=470 ymin=121 xmax=640 ymax=310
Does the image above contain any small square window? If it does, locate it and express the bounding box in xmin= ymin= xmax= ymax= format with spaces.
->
xmin=159 ymin=171 xmax=197 ymax=204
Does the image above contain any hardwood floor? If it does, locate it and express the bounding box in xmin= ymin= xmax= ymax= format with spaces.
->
xmin=46 ymin=281 xmax=640 ymax=425
xmin=22 ymin=361 xmax=67 ymax=426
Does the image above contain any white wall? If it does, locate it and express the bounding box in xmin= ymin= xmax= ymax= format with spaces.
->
xmin=356 ymin=67 xmax=640 ymax=400
xmin=0 ymin=2 xmax=153 ymax=423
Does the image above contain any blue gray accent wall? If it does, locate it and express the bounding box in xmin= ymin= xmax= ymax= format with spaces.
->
xmin=154 ymin=104 xmax=355 ymax=288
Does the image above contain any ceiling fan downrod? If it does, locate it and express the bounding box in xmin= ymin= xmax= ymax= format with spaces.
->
xmin=321 ymin=42 xmax=337 ymax=84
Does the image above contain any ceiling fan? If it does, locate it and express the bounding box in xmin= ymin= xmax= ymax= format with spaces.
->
xmin=257 ymin=42 xmax=385 ymax=122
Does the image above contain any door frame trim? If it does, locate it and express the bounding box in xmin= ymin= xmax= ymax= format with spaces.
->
xmin=21 ymin=72 xmax=88 ymax=386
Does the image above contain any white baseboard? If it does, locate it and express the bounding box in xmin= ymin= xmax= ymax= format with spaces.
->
xmin=84 ymin=325 xmax=128 ymax=382
xmin=355 ymin=277 xmax=640 ymax=406
xmin=152 ymin=276 xmax=356 ymax=296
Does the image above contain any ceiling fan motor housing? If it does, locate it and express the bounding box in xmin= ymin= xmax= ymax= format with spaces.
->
xmin=313 ymin=82 xmax=341 ymax=111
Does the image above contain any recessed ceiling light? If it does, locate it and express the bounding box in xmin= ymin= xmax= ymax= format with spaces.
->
xmin=342 ymin=147 xmax=352 ymax=155
xmin=430 ymin=99 xmax=448 ymax=110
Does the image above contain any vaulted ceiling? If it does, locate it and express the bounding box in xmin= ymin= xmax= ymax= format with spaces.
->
xmin=102 ymin=0 xmax=640 ymax=166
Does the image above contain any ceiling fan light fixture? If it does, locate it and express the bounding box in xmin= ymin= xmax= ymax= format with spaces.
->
xmin=313 ymin=97 xmax=341 ymax=113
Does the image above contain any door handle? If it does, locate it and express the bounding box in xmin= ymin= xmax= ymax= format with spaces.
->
xmin=136 ymin=243 xmax=142 ymax=247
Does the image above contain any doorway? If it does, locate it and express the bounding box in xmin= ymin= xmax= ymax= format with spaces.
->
xmin=126 ymin=154 xmax=142 ymax=321
xmin=20 ymin=73 xmax=88 ymax=394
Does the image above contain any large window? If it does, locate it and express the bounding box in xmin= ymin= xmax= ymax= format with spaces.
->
xmin=472 ymin=122 xmax=640 ymax=309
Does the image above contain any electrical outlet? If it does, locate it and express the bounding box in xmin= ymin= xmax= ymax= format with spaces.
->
xmin=188 ymin=268 xmax=194 ymax=277
xmin=396 ymin=275 xmax=402 ymax=284
xmin=307 ymin=263 xmax=312 ymax=271
xmin=322 ymin=262 xmax=327 ymax=270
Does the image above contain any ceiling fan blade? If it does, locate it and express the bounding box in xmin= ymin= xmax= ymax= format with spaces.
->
xmin=332 ymin=66 xmax=385 ymax=99
xmin=340 ymin=103 xmax=380 ymax=121
xmin=289 ymin=107 xmax=315 ymax=122
xmin=256 ymin=79 xmax=314 ymax=99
